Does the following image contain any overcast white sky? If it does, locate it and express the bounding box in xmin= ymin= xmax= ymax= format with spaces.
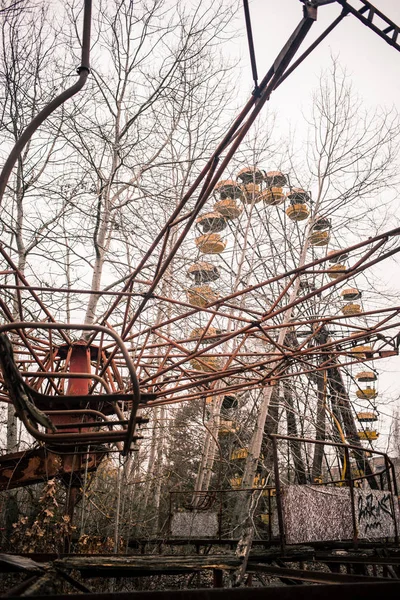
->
xmin=229 ymin=0 xmax=400 ymax=451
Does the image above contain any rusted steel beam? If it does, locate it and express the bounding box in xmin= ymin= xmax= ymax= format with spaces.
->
xmin=122 ymin=287 xmax=400 ymax=394
xmin=269 ymin=433 xmax=395 ymax=463
xmin=337 ymin=0 xmax=400 ymax=51
xmin=2 ymin=219 xmax=400 ymax=431
xmin=0 ymin=447 xmax=102 ymax=491
xmin=142 ymin=342 xmax=396 ymax=402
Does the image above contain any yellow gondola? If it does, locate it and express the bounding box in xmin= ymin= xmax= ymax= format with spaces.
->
xmin=190 ymin=326 xmax=220 ymax=343
xmin=309 ymin=230 xmax=330 ymax=246
xmin=358 ymin=430 xmax=379 ymax=441
xmin=237 ymin=166 xmax=264 ymax=184
xmin=214 ymin=198 xmax=242 ymax=219
xmin=264 ymin=170 xmax=287 ymax=187
xmin=341 ymin=303 xmax=361 ymax=316
xmin=231 ymin=448 xmax=249 ymax=460
xmin=230 ymin=477 xmax=242 ymax=489
xmin=187 ymin=285 xmax=219 ymax=308
xmin=229 ymin=475 xmax=266 ymax=489
xmin=356 ymin=388 xmax=378 ymax=400
xmin=347 ymin=345 xmax=373 ymax=359
xmin=241 ymin=182 xmax=262 ymax=204
xmin=357 ymin=412 xmax=378 ymax=422
xmin=356 ymin=371 xmax=377 ymax=382
xmin=187 ymin=261 xmax=220 ymax=283
xmin=262 ymin=187 xmax=285 ymax=206
xmin=341 ymin=288 xmax=361 ymax=301
xmin=254 ymin=474 xmax=266 ymax=487
xmin=286 ymin=187 xmax=310 ymax=204
xmin=286 ymin=203 xmax=309 ymax=221
xmin=219 ymin=419 xmax=238 ymax=436
xmin=190 ymin=356 xmax=222 ymax=372
xmin=214 ymin=180 xmax=242 ymax=199
xmin=196 ymin=212 xmax=227 ymax=233
xmin=195 ymin=233 xmax=226 ymax=254
xmin=327 ymin=264 xmax=346 ymax=279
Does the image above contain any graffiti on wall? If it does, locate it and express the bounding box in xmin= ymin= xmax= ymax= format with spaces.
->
xmin=282 ymin=485 xmax=399 ymax=544
xmin=356 ymin=490 xmax=397 ymax=538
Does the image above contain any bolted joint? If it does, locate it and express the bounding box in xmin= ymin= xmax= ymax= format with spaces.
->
xmin=299 ymin=0 xmax=319 ymax=20
xmin=77 ymin=65 xmax=90 ymax=74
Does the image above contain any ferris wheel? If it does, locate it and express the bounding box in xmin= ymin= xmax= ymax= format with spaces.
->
xmin=0 ymin=0 xmax=400 ymax=500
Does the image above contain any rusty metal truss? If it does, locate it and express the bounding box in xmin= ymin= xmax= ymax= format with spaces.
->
xmin=0 ymin=0 xmax=400 ymax=467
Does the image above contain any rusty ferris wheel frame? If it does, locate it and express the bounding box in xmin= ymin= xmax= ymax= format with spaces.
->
xmin=0 ymin=0 xmax=400 ymax=457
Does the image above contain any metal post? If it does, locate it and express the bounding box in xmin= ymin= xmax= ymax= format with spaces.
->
xmin=344 ymin=446 xmax=358 ymax=549
xmin=268 ymin=489 xmax=272 ymax=541
xmin=384 ymin=455 xmax=399 ymax=545
xmin=167 ymin=492 xmax=173 ymax=540
xmin=271 ymin=436 xmax=285 ymax=554
xmin=218 ymin=490 xmax=223 ymax=541
xmin=213 ymin=569 xmax=223 ymax=588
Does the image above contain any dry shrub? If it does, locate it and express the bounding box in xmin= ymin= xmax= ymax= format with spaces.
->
xmin=10 ymin=480 xmax=75 ymax=553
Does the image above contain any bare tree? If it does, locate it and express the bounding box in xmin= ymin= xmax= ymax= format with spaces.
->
xmin=0 ymin=1 xmax=71 ymax=451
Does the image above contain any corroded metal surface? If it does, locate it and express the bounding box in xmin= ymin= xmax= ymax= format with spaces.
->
xmin=0 ymin=447 xmax=102 ymax=490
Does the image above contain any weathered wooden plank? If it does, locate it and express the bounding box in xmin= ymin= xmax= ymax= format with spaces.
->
xmin=21 ymin=571 xmax=59 ymax=596
xmin=316 ymin=551 xmax=400 ymax=564
xmin=246 ymin=563 xmax=389 ymax=584
xmin=54 ymin=555 xmax=241 ymax=578
xmin=0 ymin=553 xmax=45 ymax=573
